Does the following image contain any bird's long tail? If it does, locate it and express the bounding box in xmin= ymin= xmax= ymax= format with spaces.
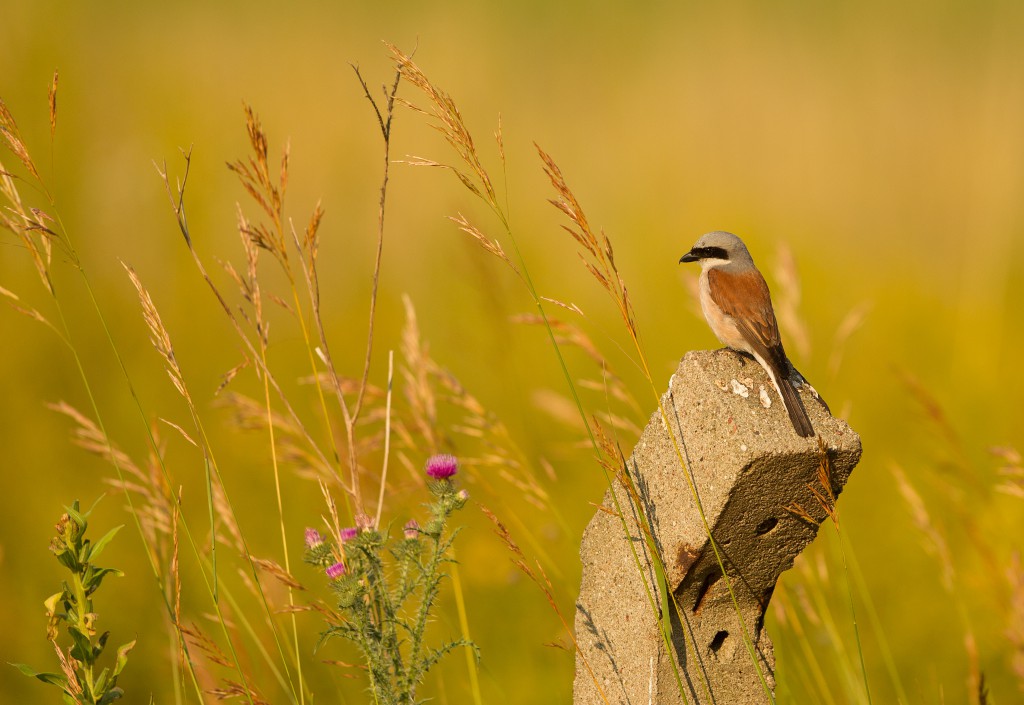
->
xmin=776 ymin=372 xmax=815 ymax=438
xmin=749 ymin=346 xmax=811 ymax=438
xmin=758 ymin=355 xmax=815 ymax=438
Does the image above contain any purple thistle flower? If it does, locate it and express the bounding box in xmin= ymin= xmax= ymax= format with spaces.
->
xmin=426 ymin=453 xmax=458 ymax=480
xmin=339 ymin=527 xmax=358 ymax=542
xmin=355 ymin=513 xmax=374 ymax=532
xmin=403 ymin=519 xmax=419 ymax=540
xmin=457 ymin=489 xmax=470 ymax=502
xmin=304 ymin=528 xmax=324 ymax=549
xmin=326 ymin=562 xmax=346 ymax=580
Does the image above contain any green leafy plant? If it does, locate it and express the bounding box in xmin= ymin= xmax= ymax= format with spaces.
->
xmin=12 ymin=500 xmax=135 ymax=704
xmin=304 ymin=454 xmax=477 ymax=704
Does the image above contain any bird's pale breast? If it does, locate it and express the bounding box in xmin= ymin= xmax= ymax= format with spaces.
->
xmin=698 ymin=270 xmax=754 ymax=354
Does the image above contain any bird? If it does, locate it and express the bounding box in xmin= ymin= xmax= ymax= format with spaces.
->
xmin=679 ymin=231 xmax=815 ymax=438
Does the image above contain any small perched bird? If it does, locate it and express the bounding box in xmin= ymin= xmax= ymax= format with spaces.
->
xmin=679 ymin=231 xmax=815 ymax=438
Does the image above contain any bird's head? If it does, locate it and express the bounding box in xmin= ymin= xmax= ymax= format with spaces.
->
xmin=679 ymin=231 xmax=753 ymax=268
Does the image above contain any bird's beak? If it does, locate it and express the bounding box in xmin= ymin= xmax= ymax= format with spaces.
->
xmin=679 ymin=250 xmax=699 ymax=263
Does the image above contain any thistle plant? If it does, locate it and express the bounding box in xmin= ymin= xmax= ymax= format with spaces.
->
xmin=305 ymin=454 xmax=477 ymax=704
xmin=12 ymin=500 xmax=135 ymax=704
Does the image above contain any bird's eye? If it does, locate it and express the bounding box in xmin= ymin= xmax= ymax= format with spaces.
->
xmin=699 ymin=246 xmax=729 ymax=260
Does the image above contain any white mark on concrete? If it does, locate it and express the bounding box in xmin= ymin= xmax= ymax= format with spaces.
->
xmin=730 ymin=379 xmax=749 ymax=398
xmin=759 ymin=385 xmax=772 ymax=408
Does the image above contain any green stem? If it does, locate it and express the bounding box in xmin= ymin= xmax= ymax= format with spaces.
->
xmin=71 ymin=570 xmax=97 ymax=700
xmin=835 ymin=524 xmax=872 ymax=704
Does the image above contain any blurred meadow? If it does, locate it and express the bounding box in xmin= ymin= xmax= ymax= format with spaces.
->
xmin=2 ymin=1 xmax=1024 ymax=703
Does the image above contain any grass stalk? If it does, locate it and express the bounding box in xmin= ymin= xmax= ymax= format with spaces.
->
xmin=845 ymin=544 xmax=910 ymax=703
xmin=373 ymin=350 xmax=395 ymax=529
xmin=449 ymin=559 xmax=483 ymax=705
xmin=776 ymin=588 xmax=840 ymax=705
xmin=259 ymin=320 xmax=305 ymax=703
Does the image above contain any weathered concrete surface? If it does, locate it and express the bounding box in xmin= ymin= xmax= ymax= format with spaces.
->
xmin=574 ymin=350 xmax=861 ymax=705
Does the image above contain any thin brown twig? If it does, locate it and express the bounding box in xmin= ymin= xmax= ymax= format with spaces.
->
xmin=350 ymin=62 xmax=402 ymax=423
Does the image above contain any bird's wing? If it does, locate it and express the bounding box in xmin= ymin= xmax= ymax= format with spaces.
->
xmin=706 ymin=267 xmax=784 ymax=365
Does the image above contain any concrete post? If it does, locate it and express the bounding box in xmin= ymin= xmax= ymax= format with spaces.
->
xmin=573 ymin=350 xmax=862 ymax=704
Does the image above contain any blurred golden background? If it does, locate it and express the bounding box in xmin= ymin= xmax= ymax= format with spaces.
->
xmin=2 ymin=1 xmax=1023 ymax=702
